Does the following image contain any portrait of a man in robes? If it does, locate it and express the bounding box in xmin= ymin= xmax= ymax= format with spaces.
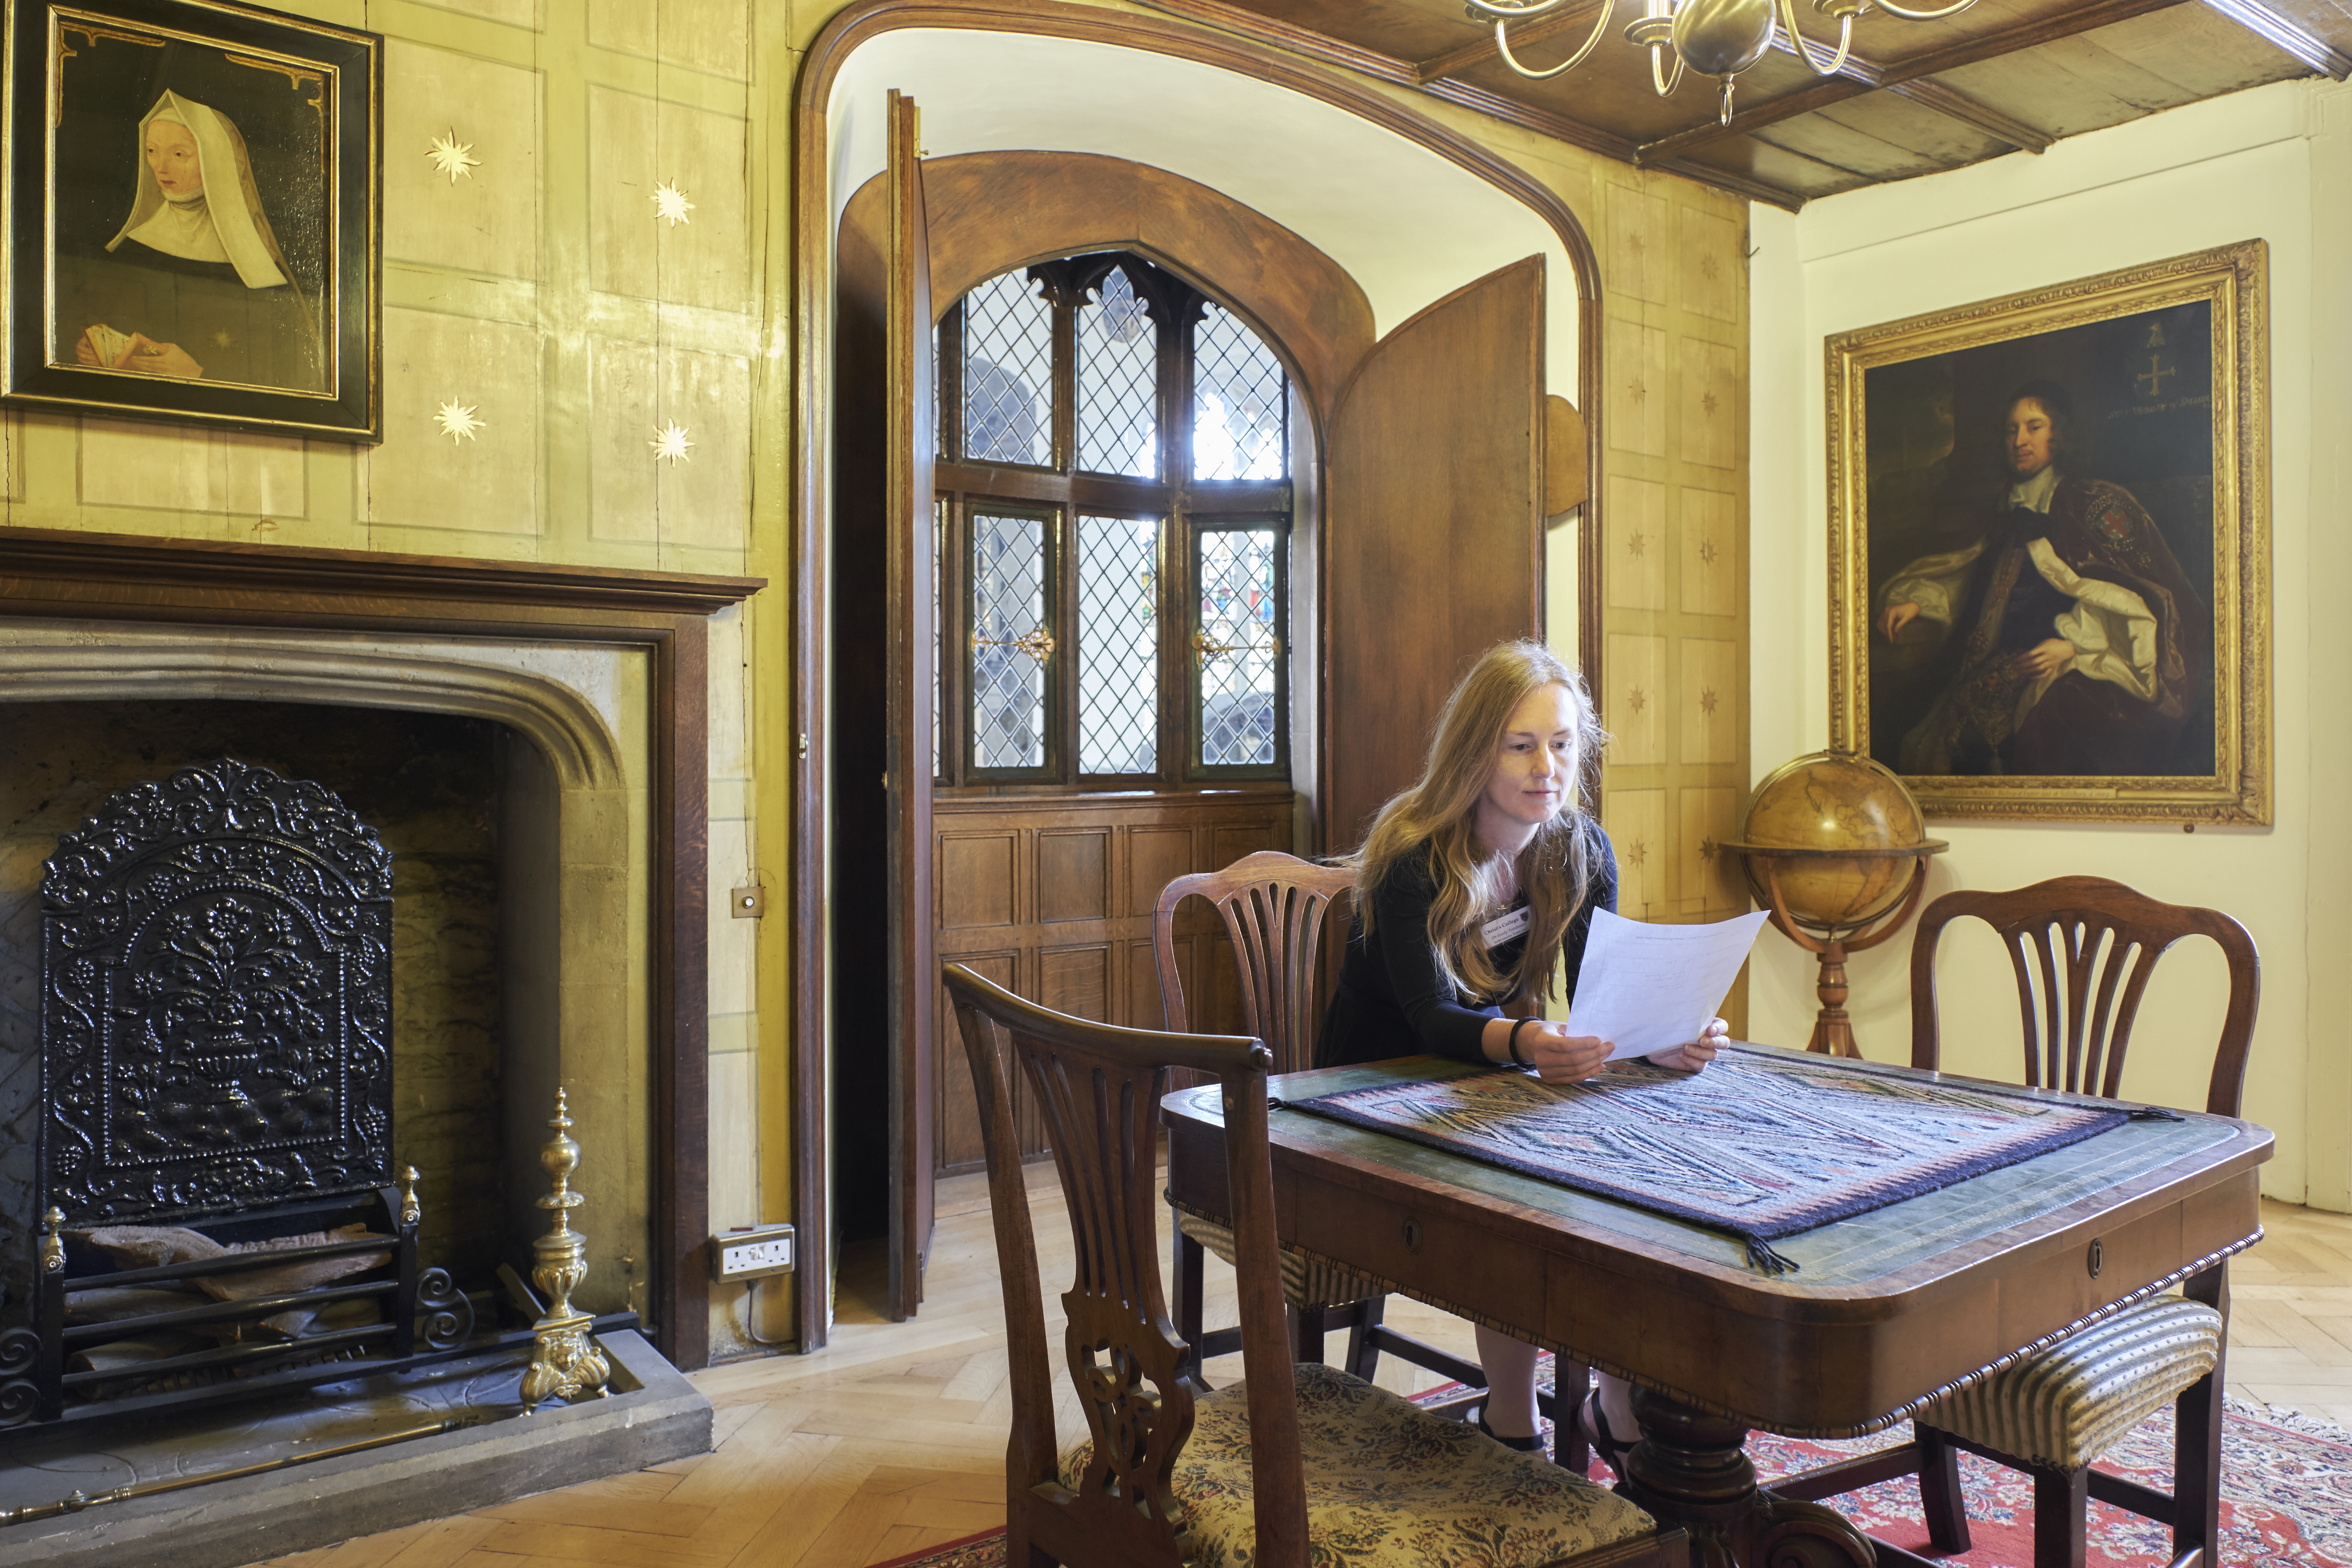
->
xmin=1873 ymin=380 xmax=2209 ymax=777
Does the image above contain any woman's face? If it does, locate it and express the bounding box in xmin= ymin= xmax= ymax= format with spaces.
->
xmin=1480 ymin=682 xmax=1580 ymax=837
xmin=144 ymin=121 xmax=202 ymax=199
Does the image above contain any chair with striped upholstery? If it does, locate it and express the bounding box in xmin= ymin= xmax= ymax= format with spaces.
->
xmin=1775 ymin=875 xmax=2259 ymax=1568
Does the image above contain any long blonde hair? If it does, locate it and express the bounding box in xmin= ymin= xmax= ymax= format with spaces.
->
xmin=1347 ymin=641 xmax=1608 ymax=1004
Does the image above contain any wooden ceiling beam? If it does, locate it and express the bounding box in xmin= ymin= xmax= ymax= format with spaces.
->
xmin=1886 ymin=78 xmax=2054 ymax=152
xmin=2202 ymin=0 xmax=2352 ymax=78
xmin=1637 ymin=0 xmax=2193 ymax=164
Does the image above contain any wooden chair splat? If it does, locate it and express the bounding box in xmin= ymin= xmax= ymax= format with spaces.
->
xmin=1910 ymin=873 xmax=2258 ymax=1115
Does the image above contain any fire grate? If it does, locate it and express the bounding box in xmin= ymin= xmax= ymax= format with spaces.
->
xmin=4 ymin=759 xmax=472 ymax=1431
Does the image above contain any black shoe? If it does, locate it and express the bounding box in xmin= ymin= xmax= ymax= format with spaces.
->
xmin=1473 ymin=1407 xmax=1546 ymax=1454
xmin=1577 ymin=1391 xmax=1633 ymax=1477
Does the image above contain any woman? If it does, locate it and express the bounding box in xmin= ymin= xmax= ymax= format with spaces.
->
xmin=1318 ymin=639 xmax=1725 ymax=1466
xmin=60 ymin=90 xmax=322 ymax=391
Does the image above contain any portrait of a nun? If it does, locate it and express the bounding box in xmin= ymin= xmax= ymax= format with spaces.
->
xmin=54 ymin=90 xmax=324 ymax=393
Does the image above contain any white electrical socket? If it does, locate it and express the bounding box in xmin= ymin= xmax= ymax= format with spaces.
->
xmin=711 ymin=1223 xmax=794 ymax=1281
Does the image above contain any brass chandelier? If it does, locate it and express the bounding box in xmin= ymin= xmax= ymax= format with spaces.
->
xmin=1464 ymin=0 xmax=1979 ymax=124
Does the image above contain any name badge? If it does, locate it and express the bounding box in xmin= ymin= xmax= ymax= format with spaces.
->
xmin=1480 ymin=906 xmax=1531 ymax=946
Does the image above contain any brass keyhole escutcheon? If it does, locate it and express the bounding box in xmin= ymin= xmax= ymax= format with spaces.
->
xmin=1402 ymin=1217 xmax=1423 ymax=1255
xmin=2087 ymin=1238 xmax=2104 ymax=1278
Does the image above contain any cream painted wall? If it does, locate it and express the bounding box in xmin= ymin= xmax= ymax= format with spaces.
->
xmin=1747 ymin=78 xmax=2352 ymax=1209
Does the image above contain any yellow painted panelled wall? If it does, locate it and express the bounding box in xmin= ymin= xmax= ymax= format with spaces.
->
xmin=0 ymin=0 xmax=1751 ymax=1352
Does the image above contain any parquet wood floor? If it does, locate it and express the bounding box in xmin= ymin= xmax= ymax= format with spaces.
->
xmin=249 ymin=1190 xmax=2352 ymax=1568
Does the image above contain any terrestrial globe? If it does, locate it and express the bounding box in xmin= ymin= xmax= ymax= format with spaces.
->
xmin=1736 ymin=750 xmax=1931 ymax=936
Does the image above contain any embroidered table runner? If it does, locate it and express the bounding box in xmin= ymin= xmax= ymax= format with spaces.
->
xmin=1286 ymin=1047 xmax=2130 ymax=1272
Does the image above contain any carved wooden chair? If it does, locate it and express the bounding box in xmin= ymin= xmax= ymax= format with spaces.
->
xmin=942 ymin=961 xmax=1688 ymax=1568
xmin=1154 ymin=850 xmax=1595 ymax=1468
xmin=1775 ymin=875 xmax=2259 ymax=1568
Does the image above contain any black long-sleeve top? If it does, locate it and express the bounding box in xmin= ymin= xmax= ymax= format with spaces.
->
xmin=1315 ymin=832 xmax=1619 ymax=1069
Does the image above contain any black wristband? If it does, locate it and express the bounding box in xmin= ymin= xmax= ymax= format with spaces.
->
xmin=1507 ymin=1018 xmax=1534 ymax=1067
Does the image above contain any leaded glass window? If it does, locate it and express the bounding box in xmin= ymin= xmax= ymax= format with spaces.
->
xmin=1193 ymin=303 xmax=1287 ymax=483
xmin=1195 ymin=527 xmax=1283 ymax=769
xmin=1078 ymin=515 xmax=1160 ymax=774
xmin=1076 ymin=266 xmax=1157 ymax=479
xmin=970 ymin=512 xmax=1053 ymax=771
xmin=934 ymin=251 xmax=1289 ymax=788
xmin=961 ymin=272 xmax=1053 ymax=467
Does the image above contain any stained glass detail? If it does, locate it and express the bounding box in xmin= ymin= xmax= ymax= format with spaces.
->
xmin=1196 ymin=528 xmax=1281 ymax=768
xmin=971 ymin=513 xmax=1050 ymax=769
xmin=962 ymin=271 xmax=1053 ymax=466
xmin=1078 ymin=515 xmax=1159 ymax=774
xmin=1076 ymin=267 xmax=1157 ymax=478
xmin=1192 ymin=304 xmax=1287 ymax=482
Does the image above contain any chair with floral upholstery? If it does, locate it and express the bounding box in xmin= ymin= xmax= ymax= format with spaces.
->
xmin=1773 ymin=875 xmax=2258 ymax=1568
xmin=943 ymin=960 xmax=1688 ymax=1568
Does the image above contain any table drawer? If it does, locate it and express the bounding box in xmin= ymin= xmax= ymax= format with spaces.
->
xmin=1287 ymin=1171 xmax=1544 ymax=1319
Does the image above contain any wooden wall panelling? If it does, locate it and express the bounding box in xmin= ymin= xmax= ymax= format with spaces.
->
xmin=1590 ymin=178 xmax=1753 ymax=1031
xmin=930 ymin=789 xmax=1290 ymax=1174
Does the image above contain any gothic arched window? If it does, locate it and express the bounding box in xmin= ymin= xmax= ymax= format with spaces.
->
xmin=933 ymin=252 xmax=1292 ymax=788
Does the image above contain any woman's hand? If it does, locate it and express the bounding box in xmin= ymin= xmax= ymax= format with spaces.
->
xmin=122 ymin=333 xmax=203 ymax=379
xmin=1517 ymin=1022 xmax=1612 ymax=1085
xmin=1878 ymin=602 xmax=1921 ymax=641
xmin=1645 ymin=1017 xmax=1728 ymax=1073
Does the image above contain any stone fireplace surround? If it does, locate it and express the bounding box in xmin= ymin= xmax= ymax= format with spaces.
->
xmin=0 ymin=526 xmax=762 ymax=1372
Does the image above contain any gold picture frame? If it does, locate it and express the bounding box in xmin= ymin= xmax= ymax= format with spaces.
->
xmin=1826 ymin=240 xmax=2270 ymax=825
xmin=3 ymin=0 xmax=382 ymax=440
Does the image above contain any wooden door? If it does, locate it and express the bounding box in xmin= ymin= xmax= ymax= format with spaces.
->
xmin=1324 ymin=258 xmax=1546 ymax=855
xmin=884 ymin=91 xmax=936 ymax=1320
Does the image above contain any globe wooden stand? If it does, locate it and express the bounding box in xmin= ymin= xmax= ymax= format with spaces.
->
xmin=1718 ymin=842 xmax=1946 ymax=1059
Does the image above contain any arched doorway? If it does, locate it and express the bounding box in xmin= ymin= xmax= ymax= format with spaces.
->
xmin=793 ymin=0 xmax=1603 ymax=1346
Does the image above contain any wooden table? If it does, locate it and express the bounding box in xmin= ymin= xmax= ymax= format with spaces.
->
xmin=1160 ymin=1047 xmax=2272 ymax=1568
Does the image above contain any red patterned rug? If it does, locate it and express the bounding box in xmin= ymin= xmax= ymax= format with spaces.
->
xmin=1738 ymin=1400 xmax=2352 ymax=1566
xmin=860 ymin=1393 xmax=2351 ymax=1568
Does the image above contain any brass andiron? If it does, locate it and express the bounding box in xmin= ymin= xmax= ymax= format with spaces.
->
xmin=519 ymin=1088 xmax=610 ymax=1412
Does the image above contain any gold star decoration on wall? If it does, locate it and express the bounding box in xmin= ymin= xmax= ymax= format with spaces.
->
xmin=1627 ymin=530 xmax=1647 ymax=558
xmin=1626 ymin=686 xmax=1648 ymax=715
xmin=1698 ymin=539 xmax=1719 ymax=566
xmin=650 ymin=421 xmax=695 ymax=464
xmin=1699 ymin=688 xmax=1719 ymax=715
xmin=435 ymin=399 xmax=485 ymax=444
xmin=652 ymin=181 xmax=695 ymax=227
xmin=427 ymin=130 xmax=480 ymax=184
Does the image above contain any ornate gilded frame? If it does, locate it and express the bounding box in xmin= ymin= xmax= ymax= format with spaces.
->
xmin=2 ymin=0 xmax=381 ymax=439
xmin=1826 ymin=240 xmax=2270 ymax=825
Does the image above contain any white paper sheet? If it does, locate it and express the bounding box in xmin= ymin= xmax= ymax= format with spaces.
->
xmin=1568 ymin=908 xmax=1772 ymax=1061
